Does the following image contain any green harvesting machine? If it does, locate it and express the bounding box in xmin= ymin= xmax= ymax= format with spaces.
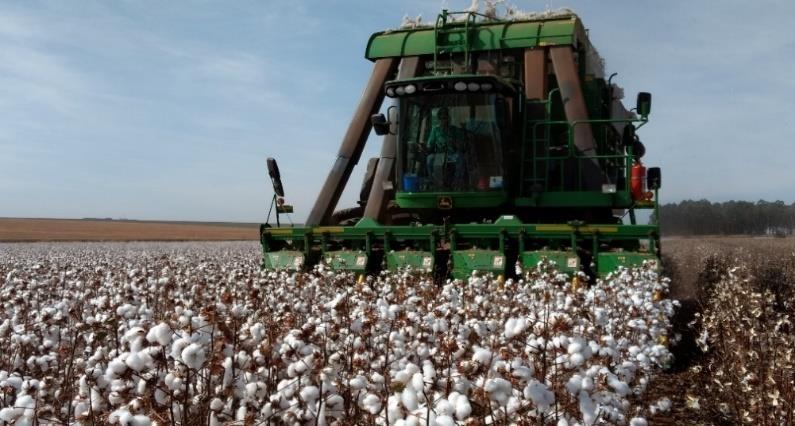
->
xmin=261 ymin=9 xmax=662 ymax=280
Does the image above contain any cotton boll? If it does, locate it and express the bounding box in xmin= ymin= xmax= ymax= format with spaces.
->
xmin=146 ymin=323 xmax=173 ymax=346
xmin=131 ymin=415 xmax=151 ymax=426
xmin=608 ymin=376 xmax=630 ymax=397
xmin=109 ymin=408 xmax=132 ymax=424
xmin=565 ymin=374 xmax=583 ymax=395
xmin=362 ymin=393 xmax=382 ymax=415
xmin=222 ymin=357 xmax=234 ymax=387
xmin=434 ymin=399 xmax=453 ymax=416
xmin=472 ymin=347 xmax=492 ymax=365
xmin=387 ymin=394 xmax=402 ymax=422
xmin=135 ymin=378 xmax=147 ymax=395
xmin=435 ymin=415 xmax=456 ymax=426
xmin=106 ymin=358 xmax=127 ymax=378
xmin=247 ymin=382 xmax=267 ymax=400
xmin=422 ymin=360 xmax=436 ymax=381
xmin=410 ymin=372 xmax=425 ymax=393
xmin=568 ymin=352 xmax=585 ymax=367
xmin=181 ymin=343 xmax=206 ymax=370
xmin=650 ymin=397 xmax=672 ymax=414
xmin=171 ymin=337 xmax=191 ymax=361
xmin=401 ymin=386 xmax=419 ymax=411
xmin=210 ymin=398 xmax=224 ymax=412
xmin=394 ymin=369 xmax=410 ymax=384
xmin=578 ymin=391 xmax=597 ymax=425
xmin=510 ymin=362 xmax=534 ymax=381
xmin=125 ymin=352 xmax=151 ymax=372
xmin=484 ymin=378 xmax=512 ymax=405
xmin=122 ymin=327 xmax=146 ymax=352
xmin=349 ymin=375 xmax=367 ymax=390
xmin=0 ymin=407 xmax=20 ymax=422
xmin=504 ymin=317 xmax=527 ymax=338
xmin=235 ymin=405 xmax=247 ymax=421
xmin=453 ymin=394 xmax=471 ymax=420
xmin=523 ymin=380 xmax=554 ymax=412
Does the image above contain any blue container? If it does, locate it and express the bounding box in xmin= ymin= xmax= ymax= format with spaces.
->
xmin=403 ymin=174 xmax=419 ymax=192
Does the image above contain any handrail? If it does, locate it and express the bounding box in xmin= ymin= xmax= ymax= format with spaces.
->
xmin=433 ymin=10 xmax=493 ymax=74
xmin=527 ymin=117 xmax=648 ymax=192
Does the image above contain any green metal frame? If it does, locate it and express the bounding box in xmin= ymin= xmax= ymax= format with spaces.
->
xmin=366 ymin=13 xmax=579 ymax=61
xmin=261 ymin=215 xmax=659 ymax=277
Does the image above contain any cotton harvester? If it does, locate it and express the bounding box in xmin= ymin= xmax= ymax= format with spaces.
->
xmin=261 ymin=9 xmax=662 ymax=279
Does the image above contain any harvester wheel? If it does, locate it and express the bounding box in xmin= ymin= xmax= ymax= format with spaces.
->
xmin=330 ymin=208 xmax=421 ymax=226
xmin=330 ymin=207 xmax=363 ymax=226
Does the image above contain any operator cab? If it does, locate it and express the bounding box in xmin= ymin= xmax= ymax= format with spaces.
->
xmin=376 ymin=76 xmax=516 ymax=211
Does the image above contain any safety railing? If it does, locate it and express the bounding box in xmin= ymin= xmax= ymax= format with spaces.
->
xmin=521 ymin=117 xmax=646 ymax=194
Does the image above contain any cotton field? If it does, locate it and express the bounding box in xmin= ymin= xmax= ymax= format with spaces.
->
xmin=0 ymin=242 xmax=677 ymax=425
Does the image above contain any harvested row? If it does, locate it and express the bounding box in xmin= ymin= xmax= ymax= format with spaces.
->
xmin=0 ymin=242 xmax=675 ymax=425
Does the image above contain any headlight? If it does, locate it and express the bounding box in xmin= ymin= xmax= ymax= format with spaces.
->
xmin=404 ymin=84 xmax=416 ymax=94
xmin=467 ymin=82 xmax=480 ymax=91
xmin=480 ymin=83 xmax=493 ymax=91
xmin=454 ymin=81 xmax=467 ymax=91
xmin=386 ymin=87 xmax=396 ymax=97
xmin=395 ymin=86 xmax=405 ymax=96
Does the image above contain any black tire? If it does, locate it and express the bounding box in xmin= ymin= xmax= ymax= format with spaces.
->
xmin=267 ymin=158 xmax=285 ymax=197
xmin=330 ymin=207 xmax=363 ymax=226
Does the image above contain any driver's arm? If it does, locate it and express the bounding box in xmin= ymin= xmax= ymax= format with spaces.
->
xmin=425 ymin=127 xmax=440 ymax=153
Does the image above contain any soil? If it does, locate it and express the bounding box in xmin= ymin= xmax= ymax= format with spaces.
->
xmin=0 ymin=218 xmax=259 ymax=241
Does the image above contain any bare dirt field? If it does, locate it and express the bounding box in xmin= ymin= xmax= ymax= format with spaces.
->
xmin=662 ymin=236 xmax=795 ymax=300
xmin=0 ymin=218 xmax=259 ymax=241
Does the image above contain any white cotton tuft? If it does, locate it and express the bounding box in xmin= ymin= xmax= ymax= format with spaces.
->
xmin=362 ymin=393 xmax=381 ymax=415
xmin=210 ymin=398 xmax=224 ymax=412
xmin=300 ymin=385 xmax=320 ymax=403
xmin=451 ymin=392 xmax=471 ymax=420
xmin=472 ymin=347 xmax=492 ymax=365
xmin=401 ymin=386 xmax=419 ymax=411
xmin=181 ymin=343 xmax=206 ymax=370
xmin=504 ymin=317 xmax=527 ymax=338
xmin=349 ymin=375 xmax=367 ymax=390
xmin=578 ymin=390 xmax=598 ymax=425
xmin=523 ymin=380 xmax=555 ymax=411
xmin=146 ymin=323 xmax=173 ymax=346
xmin=435 ymin=415 xmax=456 ymax=426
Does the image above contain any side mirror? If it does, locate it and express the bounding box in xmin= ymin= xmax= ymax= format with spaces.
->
xmin=267 ymin=157 xmax=285 ymax=197
xmin=636 ymin=92 xmax=652 ymax=117
xmin=633 ymin=138 xmax=646 ymax=159
xmin=647 ymin=167 xmax=661 ymax=190
xmin=371 ymin=113 xmax=389 ymax=136
xmin=622 ymin=124 xmax=635 ymax=147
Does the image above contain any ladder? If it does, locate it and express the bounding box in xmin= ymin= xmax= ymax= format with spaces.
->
xmin=520 ymin=98 xmax=553 ymax=195
xmin=433 ymin=10 xmax=478 ymax=74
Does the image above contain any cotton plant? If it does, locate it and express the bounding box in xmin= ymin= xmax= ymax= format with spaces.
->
xmin=690 ymin=262 xmax=795 ymax=423
xmin=0 ymin=242 xmax=678 ymax=424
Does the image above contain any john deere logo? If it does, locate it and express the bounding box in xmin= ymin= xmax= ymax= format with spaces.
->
xmin=437 ymin=196 xmax=453 ymax=209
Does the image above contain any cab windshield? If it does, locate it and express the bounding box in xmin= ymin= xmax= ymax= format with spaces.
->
xmin=398 ymin=93 xmax=506 ymax=192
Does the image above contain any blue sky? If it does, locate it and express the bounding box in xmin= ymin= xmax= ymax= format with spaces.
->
xmin=1 ymin=0 xmax=793 ymax=222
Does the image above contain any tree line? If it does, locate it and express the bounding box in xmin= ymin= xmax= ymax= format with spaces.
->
xmin=656 ymin=200 xmax=795 ymax=236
